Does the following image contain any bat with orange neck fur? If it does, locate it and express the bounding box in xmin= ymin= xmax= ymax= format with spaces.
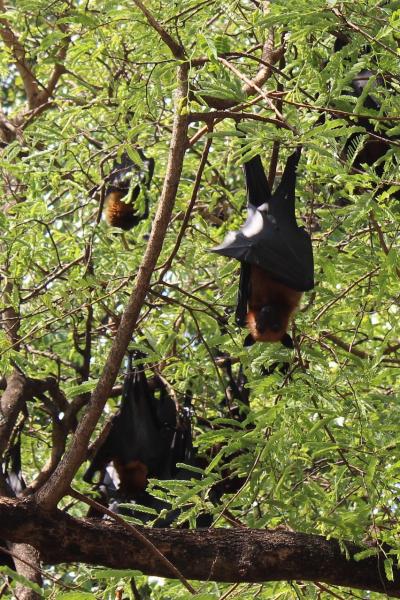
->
xmin=105 ymin=149 xmax=154 ymax=230
xmin=212 ymin=148 xmax=313 ymax=347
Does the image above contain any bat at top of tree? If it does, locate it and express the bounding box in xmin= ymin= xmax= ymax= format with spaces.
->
xmin=211 ymin=148 xmax=314 ymax=347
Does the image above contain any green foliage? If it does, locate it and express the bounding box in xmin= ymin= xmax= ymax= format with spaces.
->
xmin=0 ymin=0 xmax=399 ymax=598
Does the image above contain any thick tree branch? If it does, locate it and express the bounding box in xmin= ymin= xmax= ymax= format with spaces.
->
xmin=2 ymin=280 xmax=20 ymax=349
xmin=1 ymin=498 xmax=400 ymax=597
xmin=36 ymin=64 xmax=190 ymax=510
xmin=69 ymin=488 xmax=196 ymax=594
xmin=9 ymin=543 xmax=42 ymax=600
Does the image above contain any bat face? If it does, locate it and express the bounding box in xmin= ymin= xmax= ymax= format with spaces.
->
xmin=247 ymin=311 xmax=286 ymax=343
xmin=247 ymin=265 xmax=302 ymax=343
xmin=256 ymin=305 xmax=283 ymax=334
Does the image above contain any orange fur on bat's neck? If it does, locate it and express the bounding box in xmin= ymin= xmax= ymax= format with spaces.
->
xmin=247 ymin=264 xmax=302 ymax=342
xmin=105 ymin=191 xmax=136 ymax=230
xmin=113 ymin=459 xmax=148 ymax=494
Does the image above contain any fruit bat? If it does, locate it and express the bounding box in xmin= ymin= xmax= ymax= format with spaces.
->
xmin=211 ymin=148 xmax=314 ymax=346
xmin=84 ymin=353 xmax=177 ymax=495
xmin=84 ymin=358 xmax=212 ymax=527
xmin=105 ymin=149 xmax=155 ymax=230
xmin=332 ymin=37 xmax=393 ymax=174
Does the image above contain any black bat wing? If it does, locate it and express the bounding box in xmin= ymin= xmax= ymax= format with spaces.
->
xmin=268 ymin=148 xmax=301 ymax=226
xmin=212 ymin=221 xmax=313 ymax=291
xmin=117 ymin=364 xmax=170 ymax=476
xmin=243 ymin=155 xmax=271 ymax=208
xmin=137 ymin=148 xmax=155 ymax=189
xmin=236 ymin=156 xmax=269 ymax=327
xmin=4 ymin=433 xmax=25 ymax=496
xmin=211 ymin=148 xmax=314 ymax=291
xmin=235 ymin=262 xmax=251 ymax=327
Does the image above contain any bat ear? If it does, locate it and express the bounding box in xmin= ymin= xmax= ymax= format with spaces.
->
xmin=244 ymin=334 xmax=255 ymax=347
xmin=280 ymin=333 xmax=294 ymax=349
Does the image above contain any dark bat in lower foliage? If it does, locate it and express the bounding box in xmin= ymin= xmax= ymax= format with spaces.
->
xmin=83 ymin=354 xmax=213 ymax=527
xmin=211 ymin=149 xmax=314 ymax=347
xmin=105 ymin=149 xmax=154 ymax=230
xmin=84 ymin=353 xmax=177 ymax=495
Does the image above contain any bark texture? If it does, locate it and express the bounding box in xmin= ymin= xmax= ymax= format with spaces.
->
xmin=0 ymin=497 xmax=399 ymax=597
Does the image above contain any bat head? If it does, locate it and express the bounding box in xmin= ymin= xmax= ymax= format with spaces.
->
xmin=256 ymin=305 xmax=283 ymax=334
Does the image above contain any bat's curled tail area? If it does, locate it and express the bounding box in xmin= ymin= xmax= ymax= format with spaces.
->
xmin=104 ymin=149 xmax=155 ymax=230
xmin=211 ymin=146 xmax=314 ymax=346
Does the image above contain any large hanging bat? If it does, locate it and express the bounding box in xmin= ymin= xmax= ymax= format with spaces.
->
xmin=105 ymin=149 xmax=155 ymax=230
xmin=84 ymin=354 xmax=177 ymax=495
xmin=211 ymin=149 xmax=314 ymax=347
xmin=84 ymin=358 xmax=212 ymax=527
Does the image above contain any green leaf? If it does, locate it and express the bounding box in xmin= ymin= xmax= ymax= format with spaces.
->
xmin=0 ymin=567 xmax=44 ymax=596
xmin=384 ymin=558 xmax=395 ymax=582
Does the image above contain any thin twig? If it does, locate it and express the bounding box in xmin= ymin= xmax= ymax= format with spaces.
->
xmin=132 ymin=0 xmax=185 ymax=59
xmin=314 ymin=268 xmax=379 ymax=322
xmin=369 ymin=211 xmax=400 ymax=279
xmin=332 ymin=7 xmax=399 ymax=59
xmin=218 ymin=57 xmax=294 ymax=131
xmin=188 ymin=110 xmax=289 ymax=129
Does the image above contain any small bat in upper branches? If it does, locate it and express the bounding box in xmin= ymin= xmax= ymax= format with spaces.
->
xmin=332 ymin=36 xmax=394 ymax=176
xmin=105 ymin=149 xmax=155 ymax=230
xmin=211 ymin=149 xmax=314 ymax=347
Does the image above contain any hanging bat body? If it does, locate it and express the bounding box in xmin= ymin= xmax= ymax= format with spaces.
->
xmin=211 ymin=149 xmax=314 ymax=347
xmin=344 ymin=69 xmax=391 ymax=174
xmin=83 ymin=354 xmax=211 ymax=528
xmin=247 ymin=265 xmax=303 ymax=343
xmin=105 ymin=149 xmax=155 ymax=230
xmin=84 ymin=353 xmax=177 ymax=496
xmin=332 ymin=37 xmax=393 ymax=175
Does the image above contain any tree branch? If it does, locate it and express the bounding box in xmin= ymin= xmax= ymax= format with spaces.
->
xmin=158 ymin=136 xmax=212 ymax=280
xmin=132 ymin=0 xmax=185 ymax=59
xmin=36 ymin=63 xmax=190 ymax=510
xmin=188 ymin=110 xmax=290 ymax=129
xmin=1 ymin=498 xmax=400 ymax=597
xmin=0 ymin=0 xmax=40 ymax=108
xmin=0 ymin=371 xmax=26 ymax=457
